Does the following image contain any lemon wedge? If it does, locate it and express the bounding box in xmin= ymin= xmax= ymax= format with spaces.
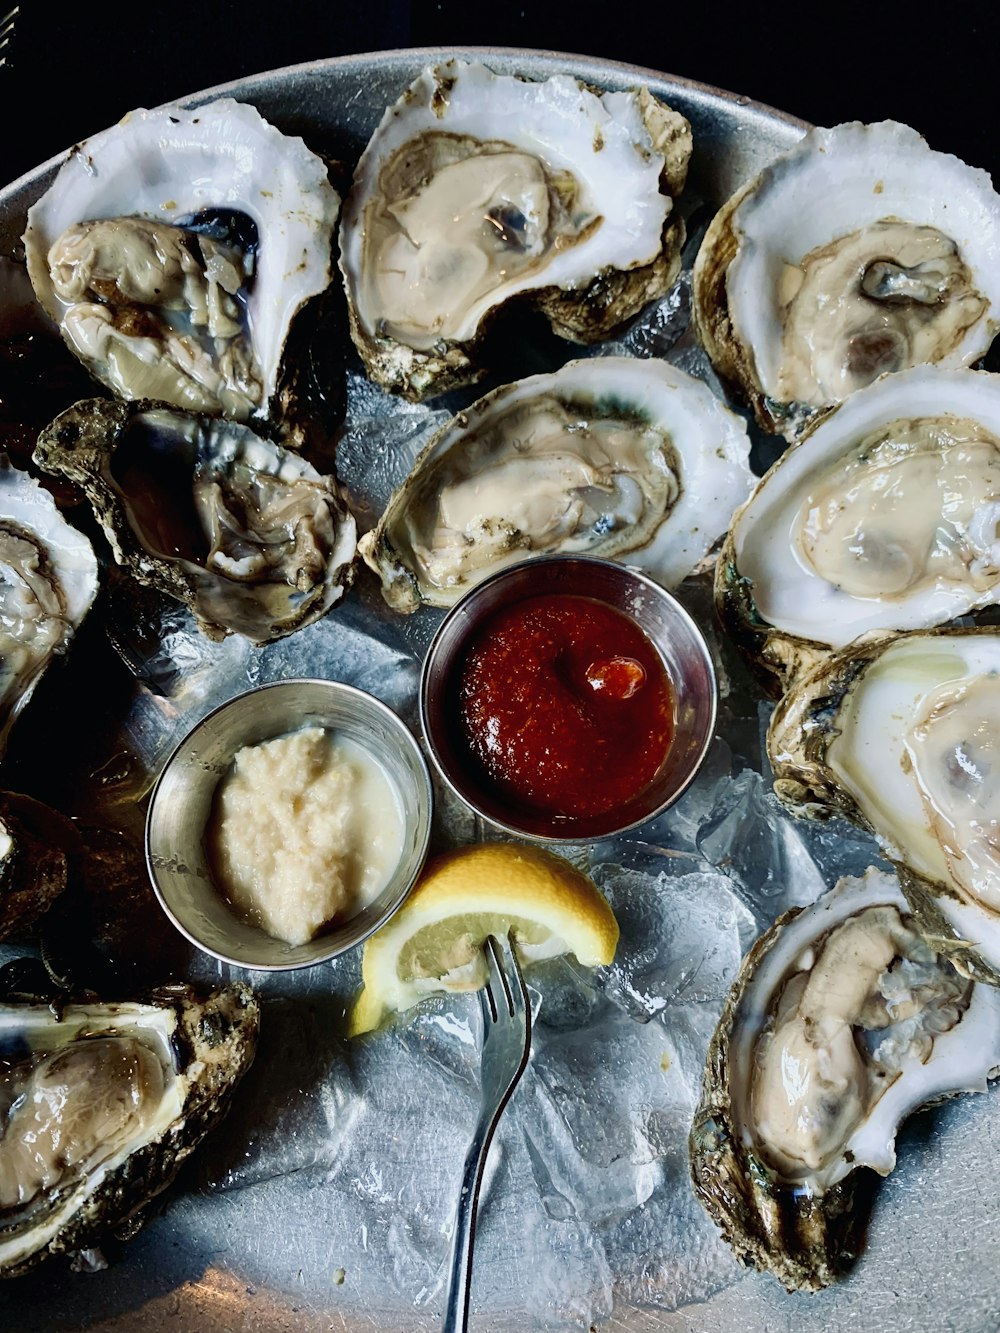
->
xmin=347 ymin=842 xmax=619 ymax=1036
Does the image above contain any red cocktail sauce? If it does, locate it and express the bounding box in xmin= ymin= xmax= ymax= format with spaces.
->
xmin=456 ymin=593 xmax=674 ymax=822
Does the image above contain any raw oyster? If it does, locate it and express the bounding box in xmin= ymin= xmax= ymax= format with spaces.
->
xmin=716 ymin=366 xmax=1000 ymax=691
xmin=690 ymin=867 xmax=1000 ymax=1291
xmin=360 ymin=356 xmax=753 ymax=612
xmin=768 ymin=628 xmax=1000 ymax=984
xmin=23 ymin=100 xmax=340 ymax=443
xmin=694 ymin=121 xmax=1000 ymax=439
xmin=34 ymin=399 xmax=356 ymax=644
xmin=0 ymin=980 xmax=258 ymax=1277
xmin=0 ymin=456 xmax=98 ymax=756
xmin=340 ymin=60 xmax=691 ymax=399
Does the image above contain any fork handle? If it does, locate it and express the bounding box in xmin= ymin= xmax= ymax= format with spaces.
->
xmin=440 ymin=1113 xmax=496 ymax=1333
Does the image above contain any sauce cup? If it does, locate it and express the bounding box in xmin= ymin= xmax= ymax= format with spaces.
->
xmin=146 ymin=678 xmax=433 ymax=970
xmin=420 ymin=555 xmax=717 ymax=842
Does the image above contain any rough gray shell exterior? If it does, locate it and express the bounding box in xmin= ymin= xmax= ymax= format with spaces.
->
xmin=693 ymin=182 xmax=778 ymax=432
xmin=33 ymin=397 xmax=356 ymax=644
xmin=713 ymin=533 xmax=828 ymax=698
xmin=0 ymin=793 xmax=78 ymax=941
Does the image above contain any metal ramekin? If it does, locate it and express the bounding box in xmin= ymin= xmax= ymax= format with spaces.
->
xmin=419 ymin=555 xmax=717 ymax=842
xmin=146 ymin=678 xmax=433 ymax=970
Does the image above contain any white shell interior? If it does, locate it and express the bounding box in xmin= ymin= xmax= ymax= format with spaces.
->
xmin=374 ymin=355 xmax=754 ymax=601
xmin=733 ymin=366 xmax=1000 ymax=646
xmin=0 ymin=461 xmax=98 ymax=627
xmin=728 ymin=868 xmax=1000 ymax=1193
xmin=340 ymin=60 xmax=672 ymax=343
xmin=22 ymin=100 xmax=340 ymax=407
xmin=727 ymin=122 xmax=1000 ymax=402
xmin=826 ymin=634 xmax=1000 ymax=972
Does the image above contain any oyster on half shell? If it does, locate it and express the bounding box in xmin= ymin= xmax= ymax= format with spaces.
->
xmin=694 ymin=121 xmax=1000 ymax=439
xmin=360 ymin=357 xmax=753 ymax=612
xmin=768 ymin=628 xmax=1000 ymax=985
xmin=716 ymin=366 xmax=1000 ymax=691
xmin=690 ymin=867 xmax=1000 ymax=1291
xmin=23 ymin=100 xmax=341 ymax=444
xmin=340 ymin=60 xmax=692 ymax=400
xmin=0 ymin=981 xmax=258 ymax=1277
xmin=34 ymin=400 xmax=356 ymax=644
xmin=0 ymin=457 xmax=98 ymax=757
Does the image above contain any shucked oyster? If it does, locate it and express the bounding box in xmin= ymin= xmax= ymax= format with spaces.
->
xmin=690 ymin=868 xmax=1000 ymax=1291
xmin=768 ymin=628 xmax=1000 ymax=986
xmin=0 ymin=457 xmax=98 ymax=757
xmin=694 ymin=121 xmax=1000 ymax=439
xmin=360 ymin=357 xmax=753 ymax=612
xmin=340 ymin=60 xmax=692 ymax=399
xmin=34 ymin=400 xmax=356 ymax=644
xmin=23 ymin=101 xmax=340 ymax=443
xmin=0 ymin=981 xmax=258 ymax=1276
xmin=716 ymin=366 xmax=1000 ymax=691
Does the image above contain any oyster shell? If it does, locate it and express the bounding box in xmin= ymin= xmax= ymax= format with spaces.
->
xmin=22 ymin=100 xmax=341 ymax=443
xmin=0 ymin=980 xmax=258 ymax=1277
xmin=716 ymin=366 xmax=1000 ymax=691
xmin=359 ymin=356 xmax=753 ymax=612
xmin=40 ymin=824 xmax=193 ymax=992
xmin=0 ymin=457 xmax=98 ymax=756
xmin=694 ymin=121 xmax=1000 ymax=439
xmin=33 ymin=399 xmax=356 ymax=644
xmin=690 ymin=867 xmax=1000 ymax=1291
xmin=340 ymin=60 xmax=691 ymax=400
xmin=0 ymin=793 xmax=78 ymax=941
xmin=768 ymin=628 xmax=1000 ymax=984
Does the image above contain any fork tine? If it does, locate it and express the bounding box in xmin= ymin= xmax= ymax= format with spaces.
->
xmin=490 ymin=932 xmax=530 ymax=1026
xmin=483 ymin=934 xmax=514 ymax=1016
xmin=500 ymin=932 xmax=529 ymax=1018
xmin=0 ymin=5 xmax=17 ymax=54
xmin=478 ymin=970 xmax=497 ymax=1026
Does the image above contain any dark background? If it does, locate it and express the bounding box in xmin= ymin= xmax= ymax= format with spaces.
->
xmin=2 ymin=1 xmax=998 ymax=188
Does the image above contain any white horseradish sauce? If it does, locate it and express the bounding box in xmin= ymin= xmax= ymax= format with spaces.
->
xmin=211 ymin=725 xmax=405 ymax=946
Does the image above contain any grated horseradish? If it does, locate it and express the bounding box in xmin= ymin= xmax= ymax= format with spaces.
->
xmin=212 ymin=726 xmax=404 ymax=946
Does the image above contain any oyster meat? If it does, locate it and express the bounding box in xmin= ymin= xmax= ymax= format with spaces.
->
xmin=0 ymin=457 xmax=98 ymax=756
xmin=0 ymin=980 xmax=258 ymax=1277
xmin=716 ymin=366 xmax=1000 ymax=690
xmin=34 ymin=399 xmax=356 ymax=644
xmin=694 ymin=121 xmax=1000 ymax=439
xmin=768 ymin=628 xmax=1000 ymax=984
xmin=360 ymin=357 xmax=753 ymax=612
xmin=340 ymin=60 xmax=692 ymax=399
xmin=690 ymin=867 xmax=1000 ymax=1291
xmin=23 ymin=100 xmax=340 ymax=442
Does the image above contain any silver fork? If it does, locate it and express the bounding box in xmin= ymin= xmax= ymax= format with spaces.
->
xmin=441 ymin=933 xmax=532 ymax=1333
xmin=0 ymin=6 xmax=18 ymax=68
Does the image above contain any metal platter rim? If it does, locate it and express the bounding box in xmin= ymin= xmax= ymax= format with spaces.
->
xmin=0 ymin=45 xmax=810 ymax=208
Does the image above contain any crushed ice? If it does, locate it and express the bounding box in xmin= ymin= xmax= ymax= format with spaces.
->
xmin=23 ymin=219 xmax=897 ymax=1328
xmin=73 ymin=519 xmax=892 ymax=1328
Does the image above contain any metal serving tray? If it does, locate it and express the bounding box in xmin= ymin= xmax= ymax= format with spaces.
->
xmin=1 ymin=47 xmax=997 ymax=1333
